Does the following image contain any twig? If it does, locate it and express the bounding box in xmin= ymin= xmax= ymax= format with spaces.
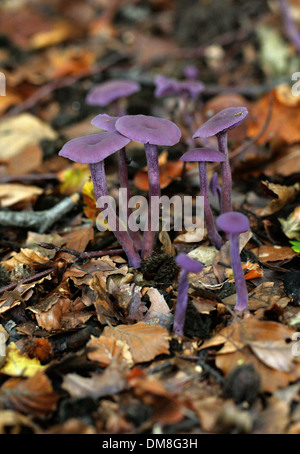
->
xmin=0 ymin=267 xmax=54 ymax=295
xmin=0 ymin=194 xmax=79 ymax=233
xmin=38 ymin=242 xmax=125 ymax=261
xmin=0 ymin=173 xmax=58 ymax=184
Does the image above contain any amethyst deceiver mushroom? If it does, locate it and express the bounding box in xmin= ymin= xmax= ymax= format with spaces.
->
xmin=86 ymin=79 xmax=140 ymax=114
xmin=180 ymin=148 xmax=225 ymax=250
xmin=216 ymin=211 xmax=250 ymax=311
xmin=154 ymin=75 xmax=204 ymax=100
xmin=58 ymin=131 xmax=141 ymax=268
xmin=115 ymin=114 xmax=181 ymax=259
xmin=91 ymin=113 xmax=143 ymax=250
xmin=173 ymin=253 xmax=203 ymax=335
xmin=193 ymin=107 xmax=248 ymax=214
xmin=209 ymin=172 xmax=222 ymax=212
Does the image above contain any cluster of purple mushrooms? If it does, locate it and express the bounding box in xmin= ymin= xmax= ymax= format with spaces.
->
xmin=58 ymin=75 xmax=251 ymax=336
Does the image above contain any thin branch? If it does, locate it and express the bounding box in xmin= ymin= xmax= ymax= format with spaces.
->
xmin=0 ymin=193 xmax=79 ymax=233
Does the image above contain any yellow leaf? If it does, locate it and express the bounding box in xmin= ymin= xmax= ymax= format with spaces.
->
xmin=59 ymin=163 xmax=90 ymax=195
xmin=0 ymin=343 xmax=45 ymax=377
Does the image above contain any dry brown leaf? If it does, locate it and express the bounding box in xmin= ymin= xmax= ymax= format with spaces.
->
xmin=279 ymin=206 xmax=300 ymax=241
xmin=29 ymin=21 xmax=75 ymax=49
xmin=222 ymin=282 xmax=290 ymax=310
xmin=257 ymin=181 xmax=300 ymax=217
xmin=87 ymin=335 xmax=133 ymax=367
xmin=62 ymin=361 xmax=129 ymax=399
xmin=193 ymin=397 xmax=224 ymax=432
xmin=90 ymin=273 xmax=121 ymax=326
xmin=251 ymin=245 xmax=297 ymax=262
xmin=0 ymin=183 xmax=43 ymax=208
xmin=143 ymin=287 xmax=173 ymax=328
xmin=2 ymin=248 xmax=49 ymax=271
xmin=0 ymin=113 xmax=57 ymax=176
xmin=247 ymin=87 xmax=300 ymax=145
xmin=0 ymin=371 xmax=59 ymax=417
xmin=215 ymin=347 xmax=300 ymax=393
xmin=102 ymin=322 xmax=170 ymax=364
xmin=0 ymin=410 xmax=39 ymax=434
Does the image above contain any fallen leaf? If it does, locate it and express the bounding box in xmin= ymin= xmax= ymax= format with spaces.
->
xmin=2 ymin=248 xmax=49 ymax=271
xmin=0 ymin=113 xmax=57 ymax=176
xmin=87 ymin=335 xmax=133 ymax=367
xmin=0 ymin=183 xmax=43 ymax=208
xmin=102 ymin=322 xmax=170 ymax=364
xmin=0 ymin=371 xmax=59 ymax=417
xmin=279 ymin=206 xmax=300 ymax=241
xmin=257 ymin=181 xmax=300 ymax=217
xmin=0 ymin=342 xmax=45 ymax=377
xmin=62 ymin=361 xmax=129 ymax=399
xmin=143 ymin=287 xmax=173 ymax=328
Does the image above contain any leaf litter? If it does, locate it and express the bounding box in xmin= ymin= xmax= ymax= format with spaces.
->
xmin=0 ymin=0 xmax=300 ymax=436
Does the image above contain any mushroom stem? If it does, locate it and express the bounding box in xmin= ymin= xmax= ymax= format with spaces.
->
xmin=217 ymin=132 xmax=233 ymax=213
xmin=198 ymin=162 xmax=224 ymax=250
xmin=118 ymin=148 xmax=143 ymax=250
xmin=90 ymin=161 xmax=141 ymax=268
xmin=142 ymin=143 xmax=161 ymax=259
xmin=229 ymin=233 xmax=248 ymax=311
xmin=173 ymin=269 xmax=189 ymax=336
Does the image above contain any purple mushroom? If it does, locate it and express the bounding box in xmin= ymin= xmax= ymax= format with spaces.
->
xmin=154 ymin=75 xmax=204 ymax=100
xmin=91 ymin=113 xmax=143 ymax=250
xmin=58 ymin=131 xmax=141 ymax=269
xmin=173 ymin=253 xmax=203 ymax=335
xmin=115 ymin=114 xmax=182 ymax=259
xmin=216 ymin=211 xmax=250 ymax=311
xmin=193 ymin=107 xmax=248 ymax=214
xmin=86 ymin=79 xmax=140 ymax=114
xmin=209 ymin=172 xmax=222 ymax=211
xmin=180 ymin=148 xmax=225 ymax=250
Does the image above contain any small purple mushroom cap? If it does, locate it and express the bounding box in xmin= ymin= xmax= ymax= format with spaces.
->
xmin=154 ymin=75 xmax=180 ymax=98
xmin=180 ymin=147 xmax=225 ymax=163
xmin=193 ymin=107 xmax=248 ymax=139
xmin=91 ymin=114 xmax=119 ymax=131
xmin=217 ymin=212 xmax=250 ymax=235
xmin=176 ymin=253 xmax=203 ymax=274
xmin=58 ymin=131 xmax=130 ymax=164
xmin=115 ymin=114 xmax=181 ymax=146
xmin=154 ymin=75 xmax=204 ymax=99
xmin=86 ymin=80 xmax=140 ymax=106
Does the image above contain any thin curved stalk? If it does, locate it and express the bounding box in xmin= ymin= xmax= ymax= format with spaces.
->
xmin=142 ymin=143 xmax=161 ymax=260
xmin=90 ymin=161 xmax=141 ymax=268
xmin=198 ymin=162 xmax=223 ymax=249
xmin=230 ymin=233 xmax=248 ymax=311
xmin=217 ymin=132 xmax=233 ymax=213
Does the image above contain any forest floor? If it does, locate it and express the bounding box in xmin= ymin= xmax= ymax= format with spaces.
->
xmin=0 ymin=0 xmax=300 ymax=435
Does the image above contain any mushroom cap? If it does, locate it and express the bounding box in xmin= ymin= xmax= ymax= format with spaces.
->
xmin=58 ymin=131 xmax=130 ymax=164
xmin=180 ymin=147 xmax=225 ymax=162
xmin=154 ymin=75 xmax=180 ymax=98
xmin=115 ymin=114 xmax=181 ymax=146
xmin=216 ymin=212 xmax=250 ymax=235
xmin=154 ymin=75 xmax=204 ymax=99
xmin=86 ymin=79 xmax=140 ymax=106
xmin=193 ymin=107 xmax=248 ymax=139
xmin=91 ymin=114 xmax=119 ymax=131
xmin=176 ymin=253 xmax=203 ymax=273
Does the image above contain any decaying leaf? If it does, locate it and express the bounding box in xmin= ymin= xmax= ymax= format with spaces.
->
xmin=0 ymin=342 xmax=45 ymax=378
xmin=257 ymin=181 xmax=300 ymax=217
xmin=62 ymin=361 xmax=129 ymax=399
xmin=0 ymin=371 xmax=59 ymax=417
xmin=0 ymin=184 xmax=43 ymax=208
xmin=87 ymin=335 xmax=133 ymax=367
xmin=2 ymin=248 xmax=50 ymax=271
xmin=102 ymin=322 xmax=170 ymax=364
xmin=143 ymin=287 xmax=173 ymax=328
xmin=279 ymin=206 xmax=300 ymax=241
